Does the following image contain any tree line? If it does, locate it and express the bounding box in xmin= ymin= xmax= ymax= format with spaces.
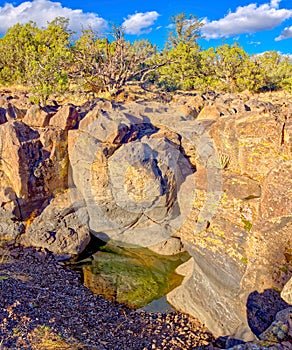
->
xmin=0 ymin=14 xmax=291 ymax=104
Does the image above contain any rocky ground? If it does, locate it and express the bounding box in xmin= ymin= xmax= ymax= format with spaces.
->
xmin=0 ymin=243 xmax=214 ymax=350
xmin=0 ymin=88 xmax=292 ymax=349
xmin=1 ymin=243 xmax=291 ymax=350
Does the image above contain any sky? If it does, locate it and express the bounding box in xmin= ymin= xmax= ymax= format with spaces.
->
xmin=0 ymin=0 xmax=291 ymax=55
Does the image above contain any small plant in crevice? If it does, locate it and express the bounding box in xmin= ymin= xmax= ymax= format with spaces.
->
xmin=218 ymin=152 xmax=230 ymax=169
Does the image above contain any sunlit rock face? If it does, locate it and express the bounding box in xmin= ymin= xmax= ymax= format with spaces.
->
xmin=166 ymin=94 xmax=292 ymax=340
xmin=69 ymin=102 xmax=196 ymax=247
xmin=0 ymin=101 xmax=79 ymax=252
xmin=0 ymin=91 xmax=291 ymax=340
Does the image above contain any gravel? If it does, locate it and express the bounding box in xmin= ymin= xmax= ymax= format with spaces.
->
xmin=0 ymin=244 xmax=214 ymax=349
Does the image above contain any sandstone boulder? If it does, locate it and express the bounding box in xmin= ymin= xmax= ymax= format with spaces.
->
xmin=6 ymin=103 xmax=26 ymax=120
xmin=148 ymin=237 xmax=185 ymax=255
xmin=0 ymin=121 xmax=42 ymax=200
xmin=209 ymin=112 xmax=287 ymax=181
xmin=260 ymin=161 xmax=292 ymax=220
xmin=0 ymin=170 xmax=24 ymax=239
xmin=0 ymin=118 xmax=70 ymax=221
xmin=196 ymin=103 xmax=221 ymax=121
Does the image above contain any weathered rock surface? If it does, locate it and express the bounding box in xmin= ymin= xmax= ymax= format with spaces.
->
xmin=49 ymin=104 xmax=80 ymax=130
xmin=0 ymin=99 xmax=72 ymax=252
xmin=258 ymin=307 xmax=292 ymax=346
xmin=22 ymin=105 xmax=55 ymax=127
xmin=148 ymin=237 xmax=185 ymax=255
xmin=23 ymin=189 xmax=90 ymax=255
xmin=0 ymin=90 xmax=291 ymax=342
xmin=0 ymin=108 xmax=7 ymax=124
xmin=281 ymin=277 xmax=292 ymax=305
xmin=69 ymin=102 xmax=195 ymax=246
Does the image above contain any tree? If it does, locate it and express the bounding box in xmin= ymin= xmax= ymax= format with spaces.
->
xmin=0 ymin=22 xmax=39 ymax=85
xmin=27 ymin=17 xmax=73 ymax=104
xmin=254 ymin=51 xmax=292 ymax=92
xmin=156 ymin=12 xmax=203 ymax=91
xmin=194 ymin=48 xmax=218 ymax=91
xmin=71 ymin=25 xmax=163 ymax=95
xmin=0 ymin=18 xmax=73 ymax=104
xmin=209 ymin=43 xmax=249 ymax=92
xmin=279 ymin=55 xmax=292 ymax=92
xmin=236 ymin=57 xmax=264 ymax=92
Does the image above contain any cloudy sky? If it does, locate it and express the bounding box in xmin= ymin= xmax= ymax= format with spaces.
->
xmin=0 ymin=0 xmax=291 ymax=54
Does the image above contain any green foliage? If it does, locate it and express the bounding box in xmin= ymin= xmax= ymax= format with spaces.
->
xmin=254 ymin=51 xmax=292 ymax=92
xmin=156 ymin=12 xmax=203 ymax=91
xmin=27 ymin=17 xmax=73 ymax=105
xmin=242 ymin=218 xmax=252 ymax=232
xmin=0 ymin=14 xmax=291 ymax=102
xmin=168 ymin=12 xmax=202 ymax=48
xmin=196 ymin=44 xmax=250 ymax=92
xmin=0 ymin=22 xmax=39 ymax=84
xmin=0 ymin=17 xmax=72 ymax=105
xmin=236 ymin=58 xmax=264 ymax=92
xmin=195 ymin=45 xmax=292 ymax=93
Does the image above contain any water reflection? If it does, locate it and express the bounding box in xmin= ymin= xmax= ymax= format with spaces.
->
xmin=70 ymin=240 xmax=190 ymax=308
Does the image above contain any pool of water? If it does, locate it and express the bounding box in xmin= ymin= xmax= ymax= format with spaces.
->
xmin=69 ymin=238 xmax=190 ymax=309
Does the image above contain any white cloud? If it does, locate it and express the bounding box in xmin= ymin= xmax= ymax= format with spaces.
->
xmin=275 ymin=26 xmax=292 ymax=40
xmin=122 ymin=11 xmax=160 ymax=35
xmin=0 ymin=0 xmax=108 ymax=34
xmin=166 ymin=23 xmax=175 ymax=29
xmin=202 ymin=0 xmax=292 ymax=39
xmin=270 ymin=0 xmax=281 ymax=9
xmin=248 ymin=40 xmax=261 ymax=45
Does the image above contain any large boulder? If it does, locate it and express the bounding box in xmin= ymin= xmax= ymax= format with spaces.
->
xmin=0 ymin=108 xmax=70 ymax=235
xmin=0 ymin=121 xmax=47 ymax=219
xmin=0 ymin=108 xmax=7 ymax=124
xmin=69 ymin=102 xmax=195 ymax=247
xmin=281 ymin=278 xmax=292 ymax=305
xmin=0 ymin=170 xmax=24 ymax=239
xmin=0 ymin=120 xmax=70 ymax=221
xmin=23 ymin=189 xmax=90 ymax=255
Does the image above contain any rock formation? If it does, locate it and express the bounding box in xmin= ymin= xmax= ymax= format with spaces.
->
xmin=0 ymin=90 xmax=291 ymax=341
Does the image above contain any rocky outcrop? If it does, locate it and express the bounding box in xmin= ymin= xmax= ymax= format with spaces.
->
xmin=0 ymin=100 xmax=72 ymax=252
xmin=0 ymin=90 xmax=291 ymax=341
xmin=49 ymin=104 xmax=80 ymax=130
xmin=166 ymin=94 xmax=292 ymax=340
xmin=23 ymin=189 xmax=90 ymax=255
xmin=69 ymin=102 xmax=195 ymax=246
xmin=22 ymin=105 xmax=55 ymax=127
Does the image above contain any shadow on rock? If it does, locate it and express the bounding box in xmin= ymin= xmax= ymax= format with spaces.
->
xmin=246 ymin=288 xmax=290 ymax=337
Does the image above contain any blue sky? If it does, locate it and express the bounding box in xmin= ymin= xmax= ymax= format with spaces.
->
xmin=0 ymin=0 xmax=291 ymax=55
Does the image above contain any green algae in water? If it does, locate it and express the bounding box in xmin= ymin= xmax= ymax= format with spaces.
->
xmin=72 ymin=241 xmax=190 ymax=308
